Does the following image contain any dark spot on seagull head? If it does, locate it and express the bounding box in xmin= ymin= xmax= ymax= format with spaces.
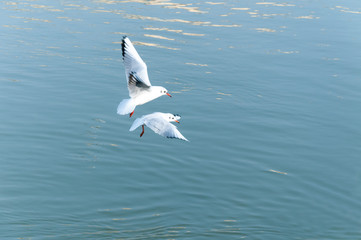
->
xmin=173 ymin=114 xmax=181 ymax=121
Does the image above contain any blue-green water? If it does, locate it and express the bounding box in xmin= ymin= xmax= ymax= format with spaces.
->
xmin=1 ymin=0 xmax=361 ymax=239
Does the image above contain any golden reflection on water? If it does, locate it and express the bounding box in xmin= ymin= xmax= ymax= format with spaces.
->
xmin=92 ymin=9 xmax=123 ymax=14
xmin=295 ymin=15 xmax=320 ymax=19
xmin=163 ymin=4 xmax=207 ymax=14
xmin=144 ymin=34 xmax=175 ymax=40
xmin=56 ymin=16 xmax=82 ymax=21
xmin=144 ymin=27 xmax=205 ymax=37
xmin=112 ymin=32 xmax=132 ymax=37
xmin=231 ymin=8 xmax=250 ymax=11
xmin=30 ymin=4 xmax=64 ymax=12
xmin=340 ymin=10 xmax=361 ymax=14
xmin=4 ymin=1 xmax=17 ymax=5
xmin=10 ymin=16 xmax=51 ymax=23
xmin=97 ymin=0 xmax=207 ymax=13
xmin=123 ymin=13 xmax=211 ymax=25
xmin=217 ymin=92 xmax=232 ymax=96
xmin=63 ymin=4 xmax=82 ymax=7
xmin=261 ymin=13 xmax=288 ymax=18
xmin=123 ymin=13 xmax=241 ymax=27
xmin=185 ymin=63 xmax=208 ymax=67
xmin=3 ymin=24 xmax=32 ymax=30
xmin=205 ymin=2 xmax=225 ymax=5
xmin=145 ymin=27 xmax=182 ymax=33
xmin=254 ymin=27 xmax=276 ymax=33
xmin=256 ymin=2 xmax=296 ymax=7
xmin=182 ymin=32 xmax=204 ymax=36
xmin=332 ymin=6 xmax=361 ymax=14
xmin=267 ymin=49 xmax=299 ymax=54
xmin=247 ymin=11 xmax=259 ymax=17
xmin=269 ymin=169 xmax=288 ymax=175
xmin=133 ymin=41 xmax=179 ymax=50
xmin=210 ymin=24 xmax=241 ymax=27
xmin=63 ymin=3 xmax=91 ymax=11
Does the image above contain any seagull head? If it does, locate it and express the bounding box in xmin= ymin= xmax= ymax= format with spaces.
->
xmin=165 ymin=113 xmax=181 ymax=123
xmin=159 ymin=87 xmax=171 ymax=97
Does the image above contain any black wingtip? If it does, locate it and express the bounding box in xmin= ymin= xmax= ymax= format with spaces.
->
xmin=121 ymin=36 xmax=127 ymax=58
xmin=166 ymin=136 xmax=188 ymax=141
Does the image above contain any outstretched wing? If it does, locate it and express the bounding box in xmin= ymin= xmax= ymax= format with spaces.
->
xmin=122 ymin=36 xmax=151 ymax=92
xmin=127 ymin=71 xmax=150 ymax=98
xmin=145 ymin=116 xmax=189 ymax=141
xmin=129 ymin=116 xmax=146 ymax=131
xmin=161 ymin=123 xmax=189 ymax=141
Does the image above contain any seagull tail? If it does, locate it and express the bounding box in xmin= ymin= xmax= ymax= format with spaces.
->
xmin=117 ymin=98 xmax=136 ymax=115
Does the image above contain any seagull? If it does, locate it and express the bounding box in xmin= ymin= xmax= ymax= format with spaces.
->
xmin=129 ymin=112 xmax=189 ymax=141
xmin=117 ymin=36 xmax=172 ymax=117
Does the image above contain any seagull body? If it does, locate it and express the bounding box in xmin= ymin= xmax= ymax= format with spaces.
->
xmin=130 ymin=112 xmax=188 ymax=141
xmin=117 ymin=36 xmax=171 ymax=117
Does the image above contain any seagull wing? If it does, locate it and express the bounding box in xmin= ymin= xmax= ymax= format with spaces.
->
xmin=161 ymin=123 xmax=188 ymax=141
xmin=129 ymin=116 xmax=146 ymax=132
xmin=122 ymin=36 xmax=151 ymax=97
xmin=145 ymin=115 xmax=189 ymax=141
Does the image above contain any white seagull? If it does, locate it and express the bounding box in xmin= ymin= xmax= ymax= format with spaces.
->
xmin=129 ymin=112 xmax=189 ymax=141
xmin=117 ymin=36 xmax=172 ymax=117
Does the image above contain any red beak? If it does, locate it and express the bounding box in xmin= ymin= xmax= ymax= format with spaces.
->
xmin=166 ymin=93 xmax=172 ymax=97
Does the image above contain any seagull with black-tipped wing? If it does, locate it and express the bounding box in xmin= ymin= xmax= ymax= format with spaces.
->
xmin=117 ymin=36 xmax=172 ymax=117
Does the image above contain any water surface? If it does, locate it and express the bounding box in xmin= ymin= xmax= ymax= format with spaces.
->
xmin=1 ymin=0 xmax=361 ymax=239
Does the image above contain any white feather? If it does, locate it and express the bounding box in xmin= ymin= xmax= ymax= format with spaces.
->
xmin=129 ymin=112 xmax=188 ymax=141
xmin=117 ymin=99 xmax=136 ymax=115
xmin=122 ymin=37 xmax=151 ymax=87
xmin=129 ymin=116 xmax=145 ymax=131
xmin=117 ymin=37 xmax=171 ymax=116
